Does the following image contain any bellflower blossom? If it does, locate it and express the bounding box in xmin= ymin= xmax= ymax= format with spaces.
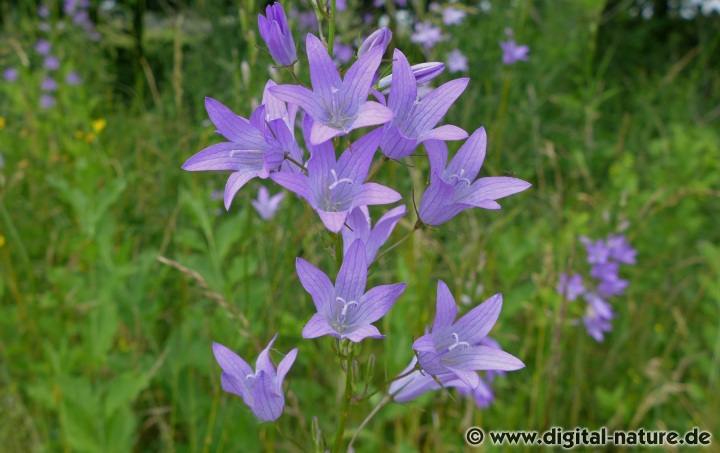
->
xmin=182 ymin=95 xmax=301 ymax=209
xmin=457 ymin=377 xmax=494 ymax=408
xmin=418 ymin=128 xmax=531 ymax=226
xmin=44 ymin=56 xmax=60 ymax=71
xmin=258 ymin=3 xmax=297 ymax=67
xmin=500 ymin=38 xmax=530 ymax=65
xmin=270 ymin=123 xmax=401 ymax=232
xmin=606 ymin=234 xmax=637 ymax=264
xmin=447 ymin=49 xmax=468 ymax=73
xmin=3 ymin=68 xmax=19 ymax=82
xmin=376 ymin=62 xmax=445 ymax=93
xmin=297 ymin=240 xmax=406 ymax=341
xmin=333 ymin=43 xmax=354 ymax=64
xmin=357 ymin=27 xmax=392 ymax=58
xmin=378 ymin=49 xmax=468 ymax=159
xmin=66 ymin=71 xmax=82 ymax=85
xmin=342 ymin=205 xmax=407 ymax=264
xmin=410 ymin=21 xmax=447 ymax=49
xmin=269 ymin=34 xmax=393 ymax=145
xmin=40 ymin=94 xmax=56 ymax=109
xmin=412 ymin=280 xmax=525 ymax=388
xmin=35 ymin=39 xmax=52 ymax=55
xmin=442 ymin=7 xmax=466 ymax=26
xmin=212 ymin=335 xmax=298 ymax=422
xmin=556 ymin=273 xmax=585 ymax=301
xmin=41 ymin=76 xmax=58 ymax=92
xmin=389 ymin=356 xmax=465 ymax=402
xmin=582 ymin=292 xmax=615 ymax=342
xmin=251 ymin=186 xmax=285 ymax=221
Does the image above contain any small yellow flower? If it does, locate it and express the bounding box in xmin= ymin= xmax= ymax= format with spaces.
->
xmin=91 ymin=118 xmax=107 ymax=134
xmin=0 ymin=117 xmax=5 ymax=130
xmin=85 ymin=133 xmax=95 ymax=142
xmin=0 ymin=235 xmax=6 ymax=248
xmin=74 ymin=130 xmax=84 ymax=139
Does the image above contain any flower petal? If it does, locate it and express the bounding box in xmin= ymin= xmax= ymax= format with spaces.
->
xmin=251 ymin=370 xmax=285 ymax=422
xmin=213 ymin=342 xmax=253 ymax=378
xmin=306 ymin=34 xmax=342 ymax=104
xmin=448 ymin=345 xmax=525 ymax=371
xmin=316 ymin=209 xmax=349 ymax=233
xmin=351 ymin=101 xmax=395 ymax=131
xmin=452 ymin=293 xmax=503 ymax=346
xmin=445 ymin=127 xmax=487 ymax=182
xmin=433 ymin=280 xmax=458 ymax=333
xmin=342 ymin=45 xmax=384 ymax=114
xmin=205 ymin=97 xmax=267 ymax=148
xmin=412 ymin=333 xmax=437 ymax=352
xmin=336 ymin=240 xmax=368 ymax=300
xmin=405 ymin=78 xmax=469 ymax=137
xmin=353 ymin=182 xmax=402 ymax=207
xmin=221 ymin=371 xmax=253 ymax=406
xmin=350 ymin=282 xmax=405 ymax=325
xmin=182 ymin=143 xmax=263 ymax=172
xmin=460 ymin=177 xmax=532 ymax=204
xmin=424 ymin=140 xmax=448 ymax=177
xmin=270 ymin=172 xmax=311 ymax=203
xmin=296 ymin=257 xmax=335 ymax=321
xmin=225 ymin=169 xmax=261 ymax=210
xmin=388 ymin=49 xmax=417 ymax=124
xmin=276 ymin=348 xmax=298 ymax=386
xmin=255 ymin=334 xmax=278 ymax=376
xmin=268 ymin=84 xmax=326 ymax=119
xmin=364 ymin=205 xmax=406 ymax=263
xmin=344 ymin=324 xmax=385 ymax=342
xmin=310 ymin=121 xmax=346 ymax=145
xmin=335 ymin=128 xmax=382 ymax=185
xmin=302 ymin=313 xmax=338 ymax=338
xmin=418 ymin=124 xmax=468 ymax=143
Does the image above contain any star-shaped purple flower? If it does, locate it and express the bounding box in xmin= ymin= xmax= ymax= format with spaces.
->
xmin=418 ymin=128 xmax=531 ymax=226
xmin=297 ymin=240 xmax=406 ymax=342
xmin=500 ymin=39 xmax=530 ymax=65
xmin=378 ymin=49 xmax=469 ymax=159
xmin=182 ymin=92 xmax=301 ymax=209
xmin=212 ymin=334 xmax=298 ymax=422
xmin=271 ymin=123 xmax=401 ymax=232
xmin=412 ymin=280 xmax=525 ymax=388
xmin=556 ymin=273 xmax=586 ymax=301
xmin=251 ymin=186 xmax=285 ymax=221
xmin=606 ymin=234 xmax=637 ymax=265
xmin=270 ymin=34 xmax=393 ymax=145
xmin=342 ymin=205 xmax=406 ymax=264
xmin=581 ymin=292 xmax=615 ymax=342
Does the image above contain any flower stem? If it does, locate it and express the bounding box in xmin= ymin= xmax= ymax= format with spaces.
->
xmin=374 ymin=220 xmax=423 ymax=262
xmin=347 ymin=394 xmax=392 ymax=452
xmin=332 ymin=232 xmax=343 ymax=274
xmin=332 ymin=349 xmax=353 ymax=453
xmin=328 ymin=0 xmax=337 ymax=57
xmin=365 ymin=156 xmax=390 ymax=182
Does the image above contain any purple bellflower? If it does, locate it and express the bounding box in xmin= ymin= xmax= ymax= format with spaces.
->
xmin=582 ymin=292 xmax=615 ymax=342
xmin=376 ymin=61 xmax=445 ymax=94
xmin=3 ymin=68 xmax=19 ymax=82
xmin=41 ymin=76 xmax=58 ymax=91
xmin=556 ymin=273 xmax=585 ymax=301
xmin=410 ymin=21 xmax=446 ymax=49
xmin=35 ymin=39 xmax=52 ymax=55
xmin=500 ymin=39 xmax=530 ymax=65
xmin=182 ymin=93 xmax=301 ymax=209
xmin=40 ymin=94 xmax=56 ymax=109
xmin=44 ymin=56 xmax=60 ymax=71
xmin=412 ymin=280 xmax=525 ymax=388
xmin=297 ymin=240 xmax=406 ymax=341
xmin=212 ymin=335 xmax=298 ymax=422
xmin=418 ymin=128 xmax=531 ymax=226
xmin=251 ymin=186 xmax=285 ymax=221
xmin=342 ymin=205 xmax=407 ymax=264
xmin=580 ymin=236 xmax=610 ymax=264
xmin=606 ymin=234 xmax=637 ymax=264
xmin=258 ymin=2 xmax=297 ymax=67
xmin=442 ymin=7 xmax=466 ymax=26
xmin=389 ymin=356 xmax=465 ymax=403
xmin=377 ymin=49 xmax=468 ymax=159
xmin=357 ymin=27 xmax=392 ymax=58
xmin=66 ymin=71 xmax=82 ymax=85
xmin=269 ymin=34 xmax=394 ymax=145
xmin=447 ymin=49 xmax=468 ymax=73
xmin=334 ymin=43 xmax=354 ymax=64
xmin=270 ymin=124 xmax=401 ymax=232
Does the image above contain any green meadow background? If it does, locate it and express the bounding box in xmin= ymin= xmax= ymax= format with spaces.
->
xmin=1 ymin=0 xmax=719 ymax=451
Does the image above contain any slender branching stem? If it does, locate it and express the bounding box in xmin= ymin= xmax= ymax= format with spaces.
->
xmin=375 ymin=220 xmax=424 ymax=262
xmin=332 ymin=348 xmax=354 ymax=453
xmin=346 ymin=395 xmax=392 ymax=452
xmin=328 ymin=0 xmax=337 ymax=57
xmin=365 ymin=156 xmax=390 ymax=182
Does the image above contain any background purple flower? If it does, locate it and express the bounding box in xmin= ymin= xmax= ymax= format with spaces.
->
xmin=442 ymin=7 xmax=466 ymax=26
xmin=66 ymin=71 xmax=82 ymax=85
xmin=41 ymin=76 xmax=58 ymax=91
xmin=44 ymin=56 xmax=60 ymax=71
xmin=40 ymin=94 xmax=56 ymax=109
xmin=251 ymin=186 xmax=285 ymax=221
xmin=410 ymin=22 xmax=447 ymax=49
xmin=447 ymin=49 xmax=468 ymax=73
xmin=35 ymin=39 xmax=52 ymax=55
xmin=212 ymin=335 xmax=298 ymax=422
xmin=3 ymin=68 xmax=19 ymax=82
xmin=500 ymin=38 xmax=530 ymax=65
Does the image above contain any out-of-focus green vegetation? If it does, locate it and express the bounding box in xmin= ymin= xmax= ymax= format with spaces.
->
xmin=1 ymin=0 xmax=719 ymax=451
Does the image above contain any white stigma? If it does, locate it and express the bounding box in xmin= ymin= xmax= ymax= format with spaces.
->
xmin=447 ymin=332 xmax=470 ymax=351
xmin=328 ymin=169 xmax=354 ymax=190
xmin=450 ymin=168 xmax=472 ymax=185
xmin=336 ymin=296 xmax=359 ymax=323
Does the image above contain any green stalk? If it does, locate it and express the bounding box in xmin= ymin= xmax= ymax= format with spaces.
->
xmin=328 ymin=0 xmax=337 ymax=57
xmin=332 ymin=350 xmax=353 ymax=453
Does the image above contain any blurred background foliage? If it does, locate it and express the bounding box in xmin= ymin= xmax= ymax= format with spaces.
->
xmin=0 ymin=0 xmax=719 ymax=451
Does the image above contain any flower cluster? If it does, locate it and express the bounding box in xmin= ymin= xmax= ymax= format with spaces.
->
xmin=189 ymin=1 xmax=530 ymax=433
xmin=557 ymin=234 xmax=637 ymax=341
